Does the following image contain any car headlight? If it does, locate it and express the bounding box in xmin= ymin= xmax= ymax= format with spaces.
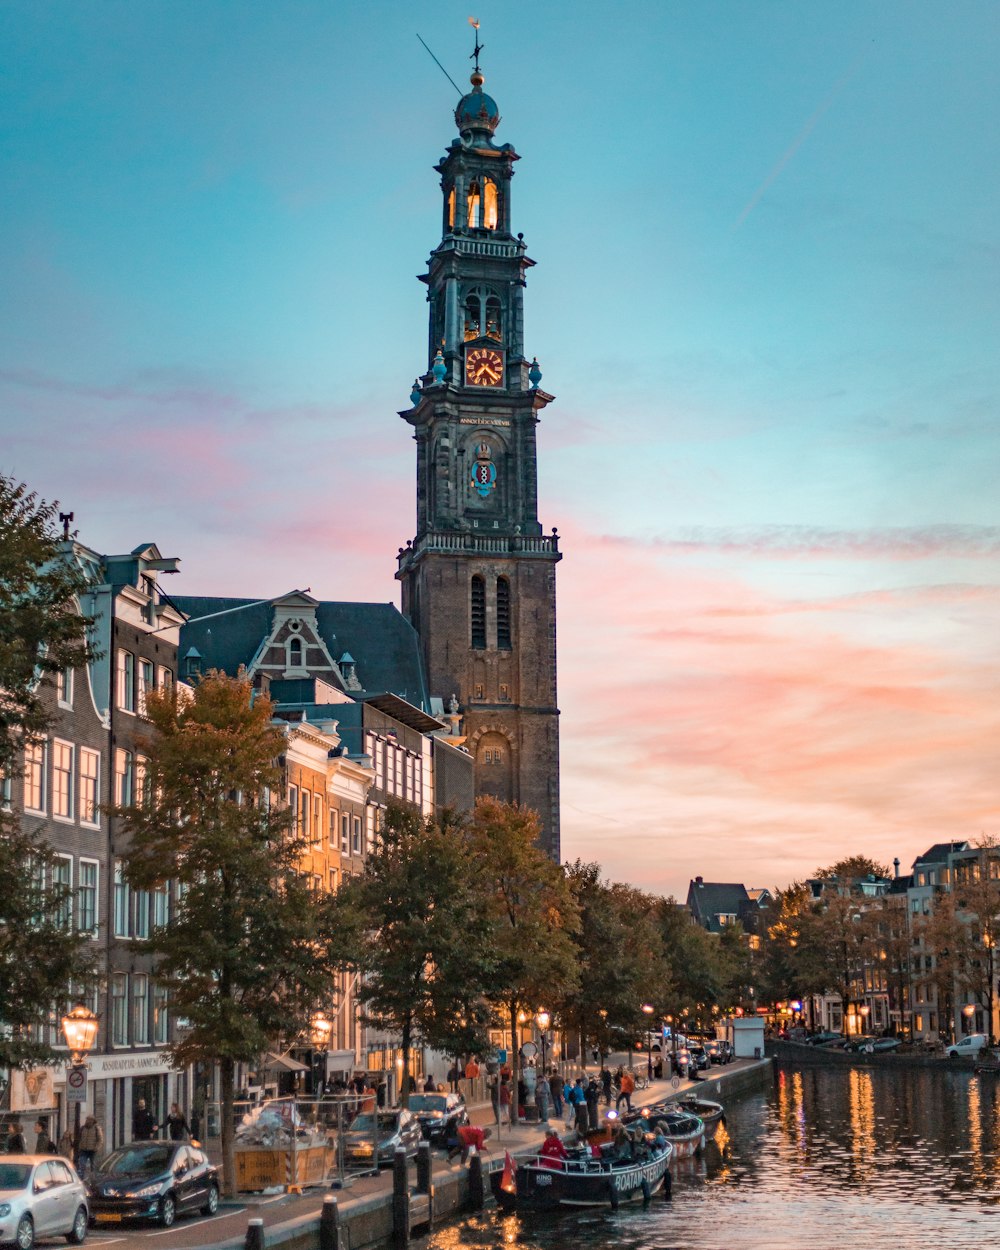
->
xmin=131 ymin=1183 xmax=164 ymax=1199
xmin=0 ymin=1203 xmax=10 ymax=1217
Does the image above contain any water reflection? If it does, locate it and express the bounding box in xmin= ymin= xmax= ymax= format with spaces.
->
xmin=423 ymin=1067 xmax=1000 ymax=1250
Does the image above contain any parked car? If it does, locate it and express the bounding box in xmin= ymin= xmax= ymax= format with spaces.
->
xmin=946 ymin=1034 xmax=988 ymax=1059
xmin=704 ymin=1039 xmax=734 ymax=1065
xmin=870 ymin=1037 xmax=902 ymax=1053
xmin=87 ymin=1140 xmax=219 ymax=1228
xmin=0 ymin=1155 xmax=88 ymax=1249
xmin=687 ymin=1043 xmax=710 ymax=1071
xmin=407 ymin=1092 xmax=469 ymax=1146
xmin=341 ymin=1109 xmax=422 ymax=1167
xmin=804 ymin=1031 xmax=845 ymax=1046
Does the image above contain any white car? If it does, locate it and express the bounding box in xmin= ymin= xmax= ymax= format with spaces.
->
xmin=945 ymin=1033 xmax=988 ymax=1059
xmin=0 ymin=1155 xmax=89 ymax=1249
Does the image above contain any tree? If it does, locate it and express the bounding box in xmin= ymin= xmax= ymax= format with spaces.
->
xmin=332 ymin=803 xmax=496 ymax=1104
xmin=464 ymin=798 xmax=580 ymax=1118
xmin=113 ymin=672 xmax=339 ymax=1196
xmin=814 ymin=856 xmax=891 ymax=882
xmin=0 ymin=476 xmax=98 ymax=1068
xmin=561 ymin=863 xmax=667 ymax=1064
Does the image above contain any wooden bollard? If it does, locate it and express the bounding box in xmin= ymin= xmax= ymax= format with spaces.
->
xmin=245 ymin=1217 xmax=265 ymax=1250
xmin=416 ymin=1141 xmax=433 ymax=1230
xmin=319 ymin=1194 xmax=340 ymax=1250
xmin=467 ymin=1149 xmax=485 ymax=1210
xmin=392 ymin=1147 xmax=410 ymax=1250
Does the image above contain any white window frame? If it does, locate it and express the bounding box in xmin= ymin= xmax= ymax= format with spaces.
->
xmin=352 ymin=815 xmax=362 ymax=855
xmin=56 ymin=668 xmax=74 ymax=709
xmin=114 ymin=748 xmax=133 ymax=806
xmin=301 ymin=790 xmax=311 ymax=839
xmin=113 ymin=862 xmax=131 ymax=938
xmin=134 ymin=889 xmax=150 ymax=940
xmin=132 ymin=973 xmax=150 ymax=1044
xmin=313 ymin=793 xmax=323 ymax=846
xmin=138 ymin=659 xmax=155 ymax=715
xmin=78 ymin=859 xmax=99 ymax=936
xmin=153 ymin=984 xmax=169 ymax=1045
xmin=341 ymin=812 xmax=350 ymax=855
xmin=52 ymin=854 xmax=73 ymax=929
xmin=288 ymin=784 xmax=299 ymax=833
xmin=79 ymin=749 xmax=100 ymax=827
xmin=24 ymin=740 xmax=46 ymax=814
xmin=52 ymin=738 xmax=75 ymax=822
xmin=1 ymin=772 xmax=11 ymax=810
xmin=153 ymin=883 xmax=170 ymax=929
xmin=116 ymin=649 xmax=135 ymax=713
xmin=111 ymin=973 xmax=128 ymax=1047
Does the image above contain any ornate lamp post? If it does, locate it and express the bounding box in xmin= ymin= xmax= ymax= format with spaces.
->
xmin=310 ymin=1012 xmax=332 ymax=1097
xmin=61 ymin=1003 xmax=98 ymax=1160
xmin=962 ymin=1002 xmax=976 ymax=1035
xmin=535 ymin=1010 xmax=551 ymax=1124
xmin=641 ymin=1003 xmax=654 ymax=1078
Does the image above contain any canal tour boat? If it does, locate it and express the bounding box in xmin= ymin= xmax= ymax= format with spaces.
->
xmin=490 ymin=1142 xmax=673 ymax=1211
xmin=674 ymin=1097 xmax=725 ymax=1141
xmin=626 ymin=1105 xmax=706 ymax=1158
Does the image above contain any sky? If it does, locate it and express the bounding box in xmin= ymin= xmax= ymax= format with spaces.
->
xmin=2 ymin=1 xmax=998 ymax=899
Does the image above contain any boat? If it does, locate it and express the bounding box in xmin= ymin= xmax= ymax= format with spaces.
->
xmin=626 ymin=1105 xmax=705 ymax=1158
xmin=489 ymin=1142 xmax=673 ymax=1211
xmin=674 ymin=1096 xmax=725 ymax=1141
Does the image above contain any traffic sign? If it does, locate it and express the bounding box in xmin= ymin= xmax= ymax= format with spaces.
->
xmin=66 ymin=1064 xmax=88 ymax=1104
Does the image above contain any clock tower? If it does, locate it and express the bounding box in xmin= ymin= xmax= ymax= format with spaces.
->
xmin=396 ymin=60 xmax=561 ymax=858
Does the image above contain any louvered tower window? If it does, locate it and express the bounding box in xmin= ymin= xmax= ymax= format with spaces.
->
xmin=497 ymin=577 xmax=512 ymax=650
xmin=471 ymin=576 xmax=486 ymax=650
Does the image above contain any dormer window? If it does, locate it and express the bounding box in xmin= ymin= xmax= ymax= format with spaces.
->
xmin=287 ymin=636 xmax=303 ymax=670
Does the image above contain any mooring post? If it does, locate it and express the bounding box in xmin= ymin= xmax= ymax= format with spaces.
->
xmin=468 ymin=1148 xmax=485 ymax=1210
xmin=319 ymin=1194 xmax=340 ymax=1250
xmin=245 ymin=1217 xmax=265 ymax=1250
xmin=415 ymin=1141 xmax=433 ymax=1229
xmin=392 ymin=1146 xmax=410 ymax=1250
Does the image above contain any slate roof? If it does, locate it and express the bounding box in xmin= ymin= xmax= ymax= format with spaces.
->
xmin=171 ymin=596 xmax=430 ymax=712
xmin=686 ymin=880 xmax=758 ymax=933
xmin=913 ymin=841 xmax=970 ymax=867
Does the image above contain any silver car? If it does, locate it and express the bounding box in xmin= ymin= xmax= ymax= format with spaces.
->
xmin=0 ymin=1155 xmax=89 ymax=1249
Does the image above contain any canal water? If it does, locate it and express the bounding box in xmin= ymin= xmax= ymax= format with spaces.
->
xmin=425 ymin=1064 xmax=1000 ymax=1250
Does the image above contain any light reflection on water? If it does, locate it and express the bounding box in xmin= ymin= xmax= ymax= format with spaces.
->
xmin=423 ymin=1066 xmax=1000 ymax=1250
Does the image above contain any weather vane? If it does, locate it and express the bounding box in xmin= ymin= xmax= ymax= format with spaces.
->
xmin=468 ymin=17 xmax=483 ymax=72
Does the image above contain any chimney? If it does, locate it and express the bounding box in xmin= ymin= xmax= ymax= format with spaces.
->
xmin=893 ymin=857 xmax=900 ymax=879
xmin=695 ymin=876 xmax=704 ymax=886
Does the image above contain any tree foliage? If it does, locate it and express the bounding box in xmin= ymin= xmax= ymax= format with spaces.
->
xmin=113 ymin=672 xmax=339 ymax=1194
xmin=0 ymin=476 xmax=98 ymax=1067
xmin=332 ymin=802 xmax=496 ymax=1103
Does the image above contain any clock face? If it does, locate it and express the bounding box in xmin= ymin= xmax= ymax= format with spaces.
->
xmin=466 ymin=347 xmax=504 ymax=388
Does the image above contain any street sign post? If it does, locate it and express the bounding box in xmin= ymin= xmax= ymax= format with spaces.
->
xmin=66 ymin=1065 xmax=88 ymax=1104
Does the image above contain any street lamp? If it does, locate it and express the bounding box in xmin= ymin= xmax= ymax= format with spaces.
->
xmin=61 ymin=1003 xmax=98 ymax=1161
xmin=310 ymin=1012 xmax=332 ymax=1097
xmin=963 ymin=1003 xmax=976 ymax=1035
xmin=858 ymin=1004 xmax=870 ymax=1037
xmin=535 ymin=1010 xmax=551 ymax=1123
xmin=641 ymin=1004 xmax=654 ymax=1079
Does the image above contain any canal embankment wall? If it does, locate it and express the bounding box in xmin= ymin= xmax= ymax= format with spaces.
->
xmin=235 ymin=1057 xmax=773 ymax=1250
xmin=766 ymin=1040 xmax=984 ymax=1070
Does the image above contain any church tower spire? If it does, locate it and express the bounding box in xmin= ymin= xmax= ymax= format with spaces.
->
xmin=396 ymin=51 xmax=562 ymax=857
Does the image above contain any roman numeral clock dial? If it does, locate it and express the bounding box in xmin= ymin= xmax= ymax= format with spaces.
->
xmin=465 ymin=347 xmax=504 ymax=387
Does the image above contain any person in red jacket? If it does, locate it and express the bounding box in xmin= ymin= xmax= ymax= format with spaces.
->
xmin=539 ymin=1129 xmax=569 ymax=1168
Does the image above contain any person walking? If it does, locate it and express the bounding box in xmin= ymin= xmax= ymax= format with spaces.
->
xmin=499 ymin=1077 xmax=512 ymax=1126
xmin=548 ymin=1071 xmax=563 ymax=1119
xmin=34 ymin=1120 xmax=54 ymax=1154
xmin=57 ymin=1125 xmax=74 ymax=1160
xmin=77 ymin=1115 xmax=103 ymax=1176
xmin=616 ymin=1069 xmax=635 ymax=1114
xmin=571 ymin=1078 xmax=589 ymax=1136
xmin=600 ymin=1066 xmax=613 ymax=1106
xmin=165 ymin=1103 xmax=189 ymax=1142
xmin=133 ymin=1099 xmax=158 ymax=1140
xmin=5 ymin=1121 xmax=26 ymax=1153
xmin=585 ymin=1077 xmax=600 ymax=1131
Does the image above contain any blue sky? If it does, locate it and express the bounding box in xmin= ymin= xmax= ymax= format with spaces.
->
xmin=2 ymin=1 xmax=998 ymax=895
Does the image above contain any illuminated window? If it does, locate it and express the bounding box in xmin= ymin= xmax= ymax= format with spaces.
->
xmin=139 ymin=659 xmax=154 ymax=714
xmin=464 ymin=293 xmax=481 ymax=341
xmin=485 ymin=295 xmax=502 ymax=341
xmin=25 ymin=741 xmax=46 ymax=812
xmin=471 ymin=576 xmax=486 ymax=649
xmin=499 ymin=683 xmax=510 ymax=702
xmin=56 ymin=668 xmax=73 ymax=707
xmin=153 ymin=984 xmax=169 ymax=1044
xmin=52 ymin=740 xmax=74 ymax=820
xmin=448 ymin=188 xmax=456 ymax=228
xmin=80 ymin=750 xmax=100 ymax=830
xmin=483 ymin=178 xmax=498 ymax=229
xmin=114 ymin=748 xmax=133 ymax=806
xmin=474 ymin=683 xmax=485 ymax=700
xmin=496 ymin=577 xmax=512 ymax=649
xmin=467 ymin=180 xmax=481 ymax=228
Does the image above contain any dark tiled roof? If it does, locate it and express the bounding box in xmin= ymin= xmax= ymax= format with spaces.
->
xmin=687 ymin=880 xmax=755 ymax=931
xmin=172 ymin=596 xmax=429 ymax=711
xmin=913 ymin=841 xmax=970 ymax=867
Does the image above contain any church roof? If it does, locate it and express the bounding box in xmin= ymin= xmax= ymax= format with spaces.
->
xmin=172 ymin=596 xmax=429 ymax=710
xmin=455 ymin=71 xmax=500 ymax=137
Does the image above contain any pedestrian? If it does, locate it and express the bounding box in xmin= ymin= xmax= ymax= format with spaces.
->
xmin=133 ymin=1098 xmax=158 ymax=1140
xmin=548 ymin=1070 xmax=563 ymax=1119
xmin=499 ymin=1077 xmax=512 ymax=1125
xmin=57 ymin=1125 xmax=74 ymax=1160
xmin=616 ymin=1069 xmax=635 ymax=1114
xmin=376 ymin=1078 xmax=388 ymax=1108
xmin=537 ymin=1072 xmax=551 ymax=1121
xmin=5 ymin=1121 xmax=26 ymax=1153
xmin=572 ymin=1078 xmax=589 ymax=1136
xmin=488 ymin=1075 xmax=500 ymax=1125
xmin=585 ymin=1078 xmax=600 ymax=1131
xmin=77 ymin=1115 xmax=103 ymax=1176
xmin=165 ymin=1103 xmax=189 ymax=1142
xmin=34 ymin=1119 xmax=54 ymax=1154
xmin=464 ymin=1057 xmax=480 ymax=1080
xmin=600 ymin=1067 xmax=613 ymax=1105
xmin=517 ymin=1076 xmax=527 ymax=1119
xmin=424 ymin=1073 xmax=436 ymax=1093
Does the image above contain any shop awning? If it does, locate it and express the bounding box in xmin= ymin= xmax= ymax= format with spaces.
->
xmin=264 ymin=1052 xmax=309 ymax=1073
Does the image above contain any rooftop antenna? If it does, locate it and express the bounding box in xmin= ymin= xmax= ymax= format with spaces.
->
xmin=416 ymin=32 xmax=463 ymax=97
xmin=468 ymin=16 xmax=483 ymax=73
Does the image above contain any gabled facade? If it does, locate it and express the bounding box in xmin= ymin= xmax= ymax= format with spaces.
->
xmin=687 ymin=877 xmax=766 ymax=936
